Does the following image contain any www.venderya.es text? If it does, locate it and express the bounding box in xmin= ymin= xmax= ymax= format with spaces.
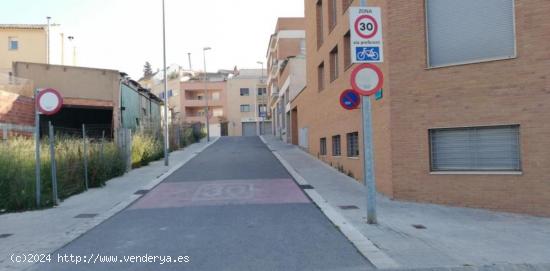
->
xmin=10 ymin=253 xmax=191 ymax=265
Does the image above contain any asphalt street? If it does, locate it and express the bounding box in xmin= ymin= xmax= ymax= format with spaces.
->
xmin=31 ymin=137 xmax=373 ymax=271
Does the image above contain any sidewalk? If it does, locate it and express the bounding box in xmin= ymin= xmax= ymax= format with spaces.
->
xmin=262 ymin=135 xmax=550 ymax=271
xmin=0 ymin=138 xmax=217 ymax=271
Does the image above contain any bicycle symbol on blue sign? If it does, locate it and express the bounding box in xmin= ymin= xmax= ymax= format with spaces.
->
xmin=356 ymin=47 xmax=380 ymax=61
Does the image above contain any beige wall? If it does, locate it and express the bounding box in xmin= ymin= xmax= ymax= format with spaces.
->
xmin=267 ymin=18 xmax=306 ymax=141
xmin=226 ymin=75 xmax=264 ymax=136
xmin=0 ymin=28 xmax=46 ymax=73
xmin=180 ymin=81 xmax=227 ymax=124
xmin=13 ymin=62 xmax=121 ymax=128
xmin=151 ymin=79 xmax=182 ymax=123
xmin=297 ymin=0 xmax=550 ymax=216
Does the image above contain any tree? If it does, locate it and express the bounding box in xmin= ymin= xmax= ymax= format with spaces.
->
xmin=143 ymin=62 xmax=153 ymax=78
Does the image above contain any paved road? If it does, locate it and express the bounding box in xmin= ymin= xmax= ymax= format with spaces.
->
xmin=32 ymin=137 xmax=373 ymax=271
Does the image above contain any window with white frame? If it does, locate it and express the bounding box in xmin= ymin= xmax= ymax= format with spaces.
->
xmin=429 ymin=125 xmax=521 ymax=172
xmin=425 ymin=0 xmax=516 ymax=68
xmin=257 ymin=88 xmax=267 ymax=96
xmin=240 ymin=104 xmax=251 ymax=112
xmin=240 ymin=88 xmax=250 ymax=96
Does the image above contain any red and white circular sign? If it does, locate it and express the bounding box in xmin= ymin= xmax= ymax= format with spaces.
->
xmin=351 ymin=63 xmax=384 ymax=96
xmin=354 ymin=14 xmax=378 ymax=39
xmin=36 ymin=88 xmax=63 ymax=115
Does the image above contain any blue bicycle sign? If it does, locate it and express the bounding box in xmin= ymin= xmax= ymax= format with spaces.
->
xmin=356 ymin=47 xmax=380 ymax=62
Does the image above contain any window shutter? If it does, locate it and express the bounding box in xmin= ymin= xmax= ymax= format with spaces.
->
xmin=426 ymin=0 xmax=516 ymax=67
xmin=430 ymin=125 xmax=521 ymax=171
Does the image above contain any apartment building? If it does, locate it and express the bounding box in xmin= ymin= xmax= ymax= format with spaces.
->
xmin=141 ymin=65 xmax=197 ymax=124
xmin=294 ymin=0 xmax=550 ymax=216
xmin=0 ymin=25 xmax=47 ymax=73
xmin=266 ymin=18 xmax=306 ymax=143
xmin=180 ymin=72 xmax=232 ymax=137
xmin=226 ymin=69 xmax=270 ymax=136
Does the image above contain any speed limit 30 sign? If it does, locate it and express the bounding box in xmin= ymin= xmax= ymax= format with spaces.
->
xmin=349 ymin=7 xmax=383 ymax=63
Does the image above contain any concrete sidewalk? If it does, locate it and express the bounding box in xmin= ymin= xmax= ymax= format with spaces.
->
xmin=0 ymin=138 xmax=217 ymax=271
xmin=262 ymin=136 xmax=550 ymax=271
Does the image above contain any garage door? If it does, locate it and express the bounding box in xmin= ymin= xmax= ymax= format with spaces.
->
xmin=242 ymin=122 xmax=257 ymax=136
xmin=260 ymin=121 xmax=272 ymax=135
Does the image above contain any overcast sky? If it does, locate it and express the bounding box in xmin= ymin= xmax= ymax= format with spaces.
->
xmin=0 ymin=0 xmax=304 ymax=79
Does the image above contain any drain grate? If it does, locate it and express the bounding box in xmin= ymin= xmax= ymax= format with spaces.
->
xmin=412 ymin=224 xmax=427 ymax=229
xmin=339 ymin=205 xmax=359 ymax=210
xmin=134 ymin=189 xmax=150 ymax=195
xmin=74 ymin=213 xmax=98 ymax=219
xmin=299 ymin=184 xmax=314 ymax=190
xmin=0 ymin=233 xmax=13 ymax=239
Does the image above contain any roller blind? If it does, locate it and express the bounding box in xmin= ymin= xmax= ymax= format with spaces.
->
xmin=430 ymin=125 xmax=521 ymax=171
xmin=426 ymin=0 xmax=516 ymax=67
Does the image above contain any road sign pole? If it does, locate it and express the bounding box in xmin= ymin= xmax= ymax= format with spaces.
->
xmin=34 ymin=88 xmax=41 ymax=208
xmin=49 ymin=121 xmax=58 ymax=205
xmin=359 ymin=0 xmax=378 ymax=224
xmin=361 ymin=95 xmax=377 ymax=224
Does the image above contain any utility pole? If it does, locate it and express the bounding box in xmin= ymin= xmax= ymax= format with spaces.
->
xmin=188 ymin=52 xmax=192 ymax=70
xmin=60 ymin=33 xmax=64 ymax=65
xmin=67 ymin=36 xmax=76 ymax=66
xmin=162 ymin=0 xmax=169 ymax=166
xmin=256 ymin=61 xmax=264 ymax=135
xmin=46 ymin=17 xmax=51 ymax=64
xmin=203 ymin=47 xmax=211 ymax=142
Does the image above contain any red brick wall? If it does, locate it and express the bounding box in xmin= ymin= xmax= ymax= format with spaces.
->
xmin=298 ymin=0 xmax=550 ymax=216
xmin=386 ymin=0 xmax=550 ymax=216
xmin=295 ymin=0 xmax=394 ymax=196
xmin=0 ymin=90 xmax=35 ymax=126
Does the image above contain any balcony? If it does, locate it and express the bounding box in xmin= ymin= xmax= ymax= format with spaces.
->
xmin=184 ymin=115 xmax=206 ymax=123
xmin=257 ymin=95 xmax=268 ymax=104
xmin=182 ymin=98 xmax=224 ymax=107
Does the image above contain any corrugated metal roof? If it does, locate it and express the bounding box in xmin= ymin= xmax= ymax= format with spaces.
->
xmin=0 ymin=24 xmax=47 ymax=30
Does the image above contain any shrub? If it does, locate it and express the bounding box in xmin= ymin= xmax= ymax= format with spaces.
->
xmin=0 ymin=127 xmax=196 ymax=213
xmin=131 ymin=132 xmax=163 ymax=168
xmin=0 ymin=136 xmax=126 ymax=212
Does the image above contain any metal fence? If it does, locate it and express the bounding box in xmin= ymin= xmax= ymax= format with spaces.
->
xmin=0 ymin=121 xmax=201 ymax=211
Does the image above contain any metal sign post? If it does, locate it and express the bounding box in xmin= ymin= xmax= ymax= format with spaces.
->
xmin=359 ymin=0 xmax=378 ymax=224
xmin=361 ymin=95 xmax=377 ymax=224
xmin=34 ymin=88 xmax=41 ymax=208
xmin=49 ymin=121 xmax=58 ymax=205
xmin=35 ymin=87 xmax=63 ymax=207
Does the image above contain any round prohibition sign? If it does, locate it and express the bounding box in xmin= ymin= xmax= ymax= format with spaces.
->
xmin=340 ymin=89 xmax=360 ymax=110
xmin=354 ymin=14 xmax=378 ymax=39
xmin=350 ymin=63 xmax=384 ymax=97
xmin=36 ymin=88 xmax=63 ymax=115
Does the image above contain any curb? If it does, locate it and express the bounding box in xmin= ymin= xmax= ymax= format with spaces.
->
xmin=261 ymin=136 xmax=400 ymax=270
xmin=47 ymin=137 xmax=220 ymax=254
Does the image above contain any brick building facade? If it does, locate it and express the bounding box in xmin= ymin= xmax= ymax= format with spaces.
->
xmin=293 ymin=0 xmax=550 ymax=216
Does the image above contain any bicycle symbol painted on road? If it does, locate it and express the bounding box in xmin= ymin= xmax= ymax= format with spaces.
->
xmin=356 ymin=47 xmax=380 ymax=62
